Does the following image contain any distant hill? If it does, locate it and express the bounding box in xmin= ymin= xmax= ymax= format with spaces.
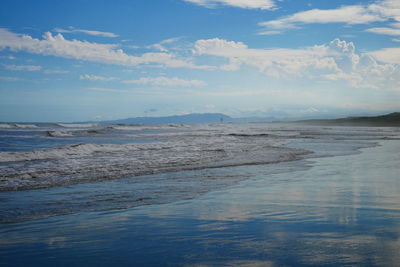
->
xmin=103 ymin=113 xmax=233 ymax=124
xmin=95 ymin=112 xmax=400 ymax=126
xmin=296 ymin=112 xmax=400 ymax=127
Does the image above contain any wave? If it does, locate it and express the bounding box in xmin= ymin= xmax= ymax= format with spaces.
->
xmin=3 ymin=124 xmax=393 ymax=192
xmin=15 ymin=124 xmax=39 ymax=128
xmin=45 ymin=131 xmax=74 ymax=137
xmin=228 ymin=133 xmax=278 ymax=138
xmin=0 ymin=143 xmax=139 ymax=162
xmin=0 ymin=123 xmax=39 ymax=129
xmin=0 ymin=123 xmax=13 ymax=129
xmin=109 ymin=124 xmax=188 ymax=131
xmin=57 ymin=123 xmax=99 ymax=128
xmin=45 ymin=128 xmax=110 ymax=137
xmin=0 ymin=133 xmax=309 ymax=191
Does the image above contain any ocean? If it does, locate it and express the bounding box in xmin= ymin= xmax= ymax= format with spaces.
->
xmin=0 ymin=122 xmax=399 ymax=266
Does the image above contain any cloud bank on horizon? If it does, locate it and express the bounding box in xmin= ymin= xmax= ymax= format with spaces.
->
xmin=0 ymin=0 xmax=399 ymax=121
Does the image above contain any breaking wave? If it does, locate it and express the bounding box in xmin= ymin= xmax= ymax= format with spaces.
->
xmin=1 ymin=122 xmax=397 ymax=192
xmin=0 ymin=123 xmax=39 ymax=129
xmin=45 ymin=128 xmax=108 ymax=137
xmin=109 ymin=124 xmax=188 ymax=131
xmin=0 ymin=133 xmax=308 ymax=191
xmin=0 ymin=143 xmax=141 ymax=162
xmin=0 ymin=123 xmax=14 ymax=129
xmin=45 ymin=131 xmax=74 ymax=137
xmin=56 ymin=123 xmax=99 ymax=128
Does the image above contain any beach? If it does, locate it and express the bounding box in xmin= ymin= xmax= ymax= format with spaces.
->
xmin=0 ymin=123 xmax=399 ymax=266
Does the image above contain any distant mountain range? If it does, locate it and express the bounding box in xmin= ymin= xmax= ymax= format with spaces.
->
xmin=295 ymin=112 xmax=400 ymax=127
xmin=99 ymin=112 xmax=400 ymax=126
xmin=103 ymin=113 xmax=234 ymax=124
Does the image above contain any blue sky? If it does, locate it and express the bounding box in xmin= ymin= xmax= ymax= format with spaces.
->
xmin=0 ymin=0 xmax=399 ymax=122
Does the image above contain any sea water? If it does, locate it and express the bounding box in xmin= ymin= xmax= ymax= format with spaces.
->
xmin=0 ymin=123 xmax=399 ymax=266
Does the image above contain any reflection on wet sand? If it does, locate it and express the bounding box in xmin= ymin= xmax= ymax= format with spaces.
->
xmin=0 ymin=141 xmax=399 ymax=266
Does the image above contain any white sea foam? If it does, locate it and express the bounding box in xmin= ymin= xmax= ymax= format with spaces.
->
xmin=0 ymin=143 xmax=137 ymax=162
xmin=1 ymin=123 xmax=397 ymax=192
xmin=0 ymin=130 xmax=307 ymax=191
xmin=0 ymin=123 xmax=14 ymax=128
xmin=57 ymin=123 xmax=98 ymax=128
xmin=14 ymin=124 xmax=39 ymax=128
xmin=0 ymin=123 xmax=39 ymax=129
xmin=110 ymin=124 xmax=189 ymax=131
xmin=46 ymin=131 xmax=74 ymax=137
xmin=45 ymin=128 xmax=108 ymax=137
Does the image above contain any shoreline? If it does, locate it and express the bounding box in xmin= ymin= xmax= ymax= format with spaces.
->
xmin=0 ymin=137 xmax=390 ymax=224
xmin=2 ymin=123 xmax=393 ymax=192
xmin=1 ymin=140 xmax=399 ymax=266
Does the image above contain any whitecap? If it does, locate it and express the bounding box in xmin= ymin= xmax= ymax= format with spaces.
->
xmin=46 ymin=131 xmax=73 ymax=137
xmin=57 ymin=123 xmax=98 ymax=128
xmin=15 ymin=124 xmax=39 ymax=128
xmin=0 ymin=123 xmax=13 ymax=129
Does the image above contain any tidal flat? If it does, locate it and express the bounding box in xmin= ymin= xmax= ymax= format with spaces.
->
xmin=0 ymin=123 xmax=399 ymax=266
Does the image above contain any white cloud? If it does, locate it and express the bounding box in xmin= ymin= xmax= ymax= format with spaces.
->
xmin=366 ymin=27 xmax=400 ymax=35
xmin=160 ymin=37 xmax=182 ymax=44
xmin=0 ymin=55 xmax=15 ymax=60
xmin=80 ymin=74 xmax=116 ymax=81
xmin=0 ymin=76 xmax=21 ymax=81
xmin=0 ymin=28 xmax=210 ymax=70
xmin=194 ymin=37 xmax=399 ymax=89
xmin=369 ymin=48 xmax=400 ymax=64
xmin=147 ymin=43 xmax=168 ymax=52
xmin=183 ymin=0 xmax=275 ymax=10
xmin=306 ymin=107 xmax=319 ymax=113
xmin=122 ymin=77 xmax=207 ymax=87
xmin=4 ymin=64 xmax=41 ymax=71
xmin=257 ymin=30 xmax=282 ymax=35
xmin=87 ymin=87 xmax=127 ymax=93
xmin=259 ymin=5 xmax=384 ymax=30
xmin=44 ymin=69 xmax=70 ymax=74
xmin=146 ymin=37 xmax=182 ymax=52
xmin=368 ymin=0 xmax=400 ymax=22
xmin=53 ymin=27 xmax=118 ymax=38
xmin=366 ymin=23 xmax=400 ymax=36
xmin=194 ymin=38 xmax=339 ymax=78
xmin=259 ymin=0 xmax=400 ymax=33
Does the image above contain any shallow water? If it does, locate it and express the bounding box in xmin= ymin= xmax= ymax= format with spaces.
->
xmin=1 ymin=140 xmax=399 ymax=266
xmin=2 ymin=122 xmax=397 ymax=191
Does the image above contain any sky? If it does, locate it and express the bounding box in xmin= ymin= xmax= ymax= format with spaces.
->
xmin=0 ymin=0 xmax=399 ymax=122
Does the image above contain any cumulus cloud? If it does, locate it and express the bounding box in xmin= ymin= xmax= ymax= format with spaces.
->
xmin=194 ymin=38 xmax=339 ymax=77
xmin=259 ymin=0 xmax=400 ymax=34
xmin=121 ymin=76 xmax=207 ymax=87
xmin=53 ymin=27 xmax=118 ymax=38
xmin=368 ymin=0 xmax=400 ymax=21
xmin=0 ymin=28 xmax=210 ymax=70
xmin=369 ymin=48 xmax=400 ymax=64
xmin=80 ymin=74 xmax=116 ymax=81
xmin=183 ymin=0 xmax=275 ymax=10
xmin=194 ymin=37 xmax=399 ymax=89
xmin=4 ymin=64 xmax=41 ymax=71
xmin=327 ymin=39 xmax=359 ymax=73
